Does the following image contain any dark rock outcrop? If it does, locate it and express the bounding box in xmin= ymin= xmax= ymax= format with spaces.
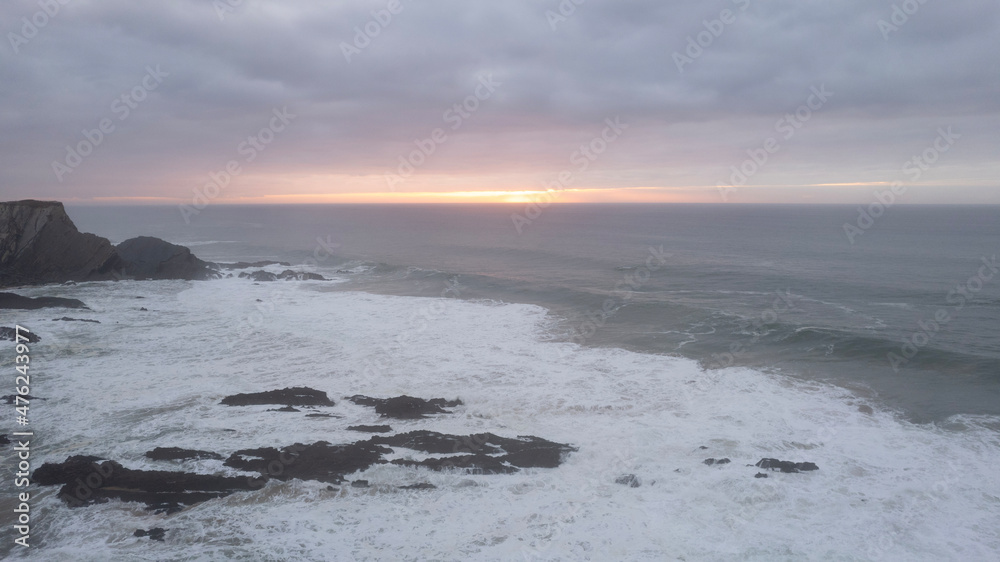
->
xmin=703 ymin=458 xmax=731 ymax=466
xmin=134 ymin=528 xmax=167 ymax=541
xmin=224 ymin=441 xmax=390 ymax=485
xmin=238 ymin=270 xmax=278 ymax=282
xmin=221 ymin=387 xmax=335 ymax=407
xmin=145 ymin=447 xmax=225 ymax=461
xmin=0 ymin=200 xmax=124 ymax=287
xmin=755 ymin=458 xmax=819 ymax=473
xmin=371 ymin=430 xmax=577 ymax=473
xmin=32 ymin=455 xmax=260 ymax=513
xmin=348 ymin=425 xmax=393 ymax=433
xmin=53 ymin=316 xmax=100 ymax=323
xmin=0 ymin=327 xmax=40 ymax=342
xmin=0 ymin=435 xmax=9 ymax=446
xmin=0 ymin=293 xmax=87 ymax=310
xmin=347 ymin=395 xmax=463 ymax=419
xmin=117 ymin=236 xmax=217 ymax=281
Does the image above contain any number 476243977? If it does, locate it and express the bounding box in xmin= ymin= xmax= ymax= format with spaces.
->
xmin=14 ymin=326 xmax=31 ymax=418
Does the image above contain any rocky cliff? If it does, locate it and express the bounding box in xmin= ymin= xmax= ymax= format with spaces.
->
xmin=0 ymin=200 xmax=217 ymax=287
xmin=0 ymin=200 xmax=124 ymax=286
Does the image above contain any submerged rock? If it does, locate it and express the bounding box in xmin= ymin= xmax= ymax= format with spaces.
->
xmin=347 ymin=425 xmax=393 ymax=433
xmin=1 ymin=394 xmax=44 ymax=404
xmin=32 ymin=455 xmax=260 ymax=513
xmin=221 ymin=387 xmax=335 ymax=407
xmin=703 ymin=458 xmax=731 ymax=466
xmin=755 ymin=472 xmax=769 ymax=479
xmin=134 ymin=528 xmax=167 ymax=541
xmin=0 ymin=293 xmax=87 ymax=310
xmin=52 ymin=316 xmax=100 ymax=323
xmin=267 ymin=406 xmax=301 ymax=412
xmin=615 ymin=474 xmax=641 ymax=488
xmin=0 ymin=327 xmax=40 ymax=342
xmin=145 ymin=447 xmax=225 ymax=461
xmin=755 ymin=458 xmax=819 ymax=473
xmin=347 ymin=395 xmax=462 ymax=419
xmin=400 ymin=483 xmax=436 ymax=490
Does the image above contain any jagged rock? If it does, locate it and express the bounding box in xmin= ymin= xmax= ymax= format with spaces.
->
xmin=351 ymin=480 xmax=370 ymax=488
xmin=400 ymin=483 xmax=436 ymax=490
xmin=0 ymin=293 xmax=87 ymax=310
xmin=218 ymin=261 xmax=291 ymax=270
xmin=224 ymin=442 xmax=390 ymax=485
xmin=52 ymin=317 xmax=100 ymax=323
xmin=221 ymin=387 xmax=334 ymax=407
xmin=615 ymin=474 xmax=641 ymax=487
xmin=32 ymin=455 xmax=260 ymax=513
xmin=347 ymin=425 xmax=393 ymax=433
xmin=145 ymin=447 xmax=225 ymax=461
xmin=755 ymin=458 xmax=819 ymax=473
xmin=134 ymin=528 xmax=167 ymax=541
xmin=0 ymin=327 xmax=40 ymax=342
xmin=755 ymin=472 xmax=769 ymax=479
xmin=139 ymin=307 xmax=148 ymax=311
xmin=703 ymin=458 xmax=731 ymax=466
xmin=370 ymin=430 xmax=577 ymax=472
xmin=117 ymin=236 xmax=217 ymax=281
xmin=0 ymin=200 xmax=124 ymax=287
xmin=238 ymin=270 xmax=278 ymax=282
xmin=347 ymin=395 xmax=462 ymax=419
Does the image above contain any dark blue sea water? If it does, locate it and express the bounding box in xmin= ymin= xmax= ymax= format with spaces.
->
xmin=69 ymin=203 xmax=1000 ymax=423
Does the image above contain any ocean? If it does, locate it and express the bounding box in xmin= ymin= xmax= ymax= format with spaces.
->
xmin=2 ymin=203 xmax=999 ymax=560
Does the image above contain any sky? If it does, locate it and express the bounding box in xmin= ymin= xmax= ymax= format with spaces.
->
xmin=1 ymin=0 xmax=998 ymax=205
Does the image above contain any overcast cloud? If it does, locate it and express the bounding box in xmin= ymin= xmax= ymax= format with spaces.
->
xmin=1 ymin=0 xmax=998 ymax=204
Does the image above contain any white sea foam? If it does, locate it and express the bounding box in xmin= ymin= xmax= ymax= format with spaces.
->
xmin=3 ymin=279 xmax=999 ymax=560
